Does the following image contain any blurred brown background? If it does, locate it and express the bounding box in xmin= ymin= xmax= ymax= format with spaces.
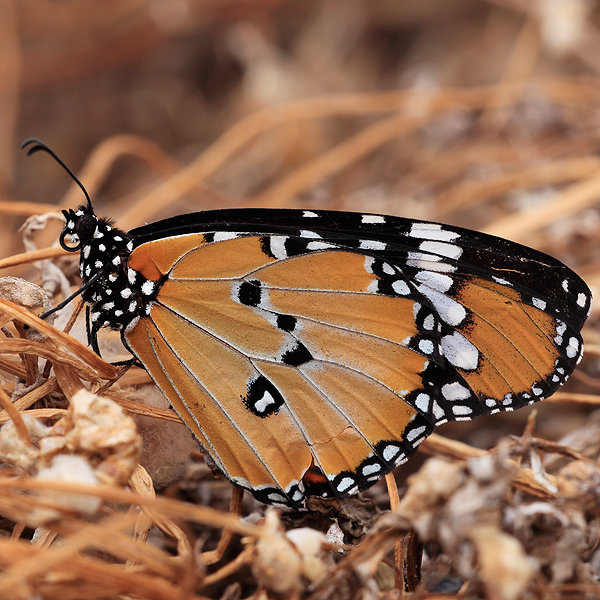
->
xmin=3 ymin=0 xmax=600 ymax=443
xmin=2 ymin=3 xmax=600 ymax=595
xmin=3 ymin=0 xmax=600 ymax=237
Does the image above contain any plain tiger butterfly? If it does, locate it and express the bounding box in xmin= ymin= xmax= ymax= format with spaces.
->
xmin=22 ymin=138 xmax=591 ymax=507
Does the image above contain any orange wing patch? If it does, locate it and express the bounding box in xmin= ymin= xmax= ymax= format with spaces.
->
xmin=254 ymin=361 xmax=377 ymax=480
xmin=266 ymin=289 xmax=420 ymax=346
xmin=252 ymin=250 xmax=381 ymax=292
xmin=299 ymin=361 xmax=418 ymax=447
xmin=443 ymin=275 xmax=565 ymax=406
xmin=158 ymin=279 xmax=292 ymax=360
xmin=129 ymin=233 xmax=209 ymax=281
xmin=126 ymin=306 xmax=313 ymax=502
xmin=129 ymin=235 xmax=279 ymax=281
xmin=297 ymin=318 xmax=428 ymax=396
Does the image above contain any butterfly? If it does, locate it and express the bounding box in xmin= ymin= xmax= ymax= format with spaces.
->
xmin=22 ymin=138 xmax=591 ymax=507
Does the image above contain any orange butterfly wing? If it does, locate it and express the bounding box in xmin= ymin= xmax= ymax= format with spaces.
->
xmin=123 ymin=226 xmax=587 ymax=504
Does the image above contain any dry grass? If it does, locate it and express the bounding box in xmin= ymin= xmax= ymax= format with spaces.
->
xmin=1 ymin=1 xmax=600 ymax=599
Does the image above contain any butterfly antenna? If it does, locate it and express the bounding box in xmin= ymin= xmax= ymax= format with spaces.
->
xmin=21 ymin=138 xmax=93 ymax=211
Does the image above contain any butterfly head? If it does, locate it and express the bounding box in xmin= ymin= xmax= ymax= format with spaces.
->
xmin=60 ymin=205 xmax=99 ymax=253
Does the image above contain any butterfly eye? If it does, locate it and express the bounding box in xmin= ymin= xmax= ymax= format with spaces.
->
xmin=75 ymin=214 xmax=97 ymax=242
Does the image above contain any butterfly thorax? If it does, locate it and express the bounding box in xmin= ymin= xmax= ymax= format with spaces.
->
xmin=61 ymin=205 xmax=154 ymax=332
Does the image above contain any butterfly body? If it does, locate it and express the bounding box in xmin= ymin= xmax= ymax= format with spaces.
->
xmin=55 ymin=202 xmax=591 ymax=507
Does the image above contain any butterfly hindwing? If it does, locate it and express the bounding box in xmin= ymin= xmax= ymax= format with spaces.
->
xmin=124 ymin=234 xmax=443 ymax=502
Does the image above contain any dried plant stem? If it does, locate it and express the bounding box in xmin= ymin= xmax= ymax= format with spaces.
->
xmin=547 ymin=392 xmax=600 ymax=404
xmin=0 ymin=201 xmax=61 ymax=217
xmin=385 ymin=472 xmax=404 ymax=593
xmin=420 ymin=433 xmax=558 ymax=499
xmin=0 ymin=385 xmax=31 ymax=446
xmin=12 ymin=378 xmax=58 ymax=412
xmin=200 ymin=485 xmax=244 ymax=566
xmin=199 ymin=546 xmax=255 ymax=589
xmin=0 ymin=246 xmax=67 ymax=270
xmin=0 ymin=297 xmax=116 ymax=380
xmin=0 ymin=478 xmax=258 ymax=535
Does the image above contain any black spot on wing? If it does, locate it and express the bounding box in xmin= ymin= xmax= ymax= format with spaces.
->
xmin=276 ymin=314 xmax=297 ymax=332
xmin=281 ymin=341 xmax=313 ymax=366
xmin=238 ymin=280 xmax=262 ymax=307
xmin=242 ymin=375 xmax=284 ymax=417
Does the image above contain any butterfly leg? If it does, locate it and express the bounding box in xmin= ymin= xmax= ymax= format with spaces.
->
xmin=86 ymin=305 xmax=102 ymax=356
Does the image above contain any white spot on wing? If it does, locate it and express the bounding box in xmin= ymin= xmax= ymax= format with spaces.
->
xmin=409 ymin=222 xmax=460 ymax=241
xmin=336 ymin=477 xmax=355 ymax=492
xmin=362 ymin=463 xmax=381 ymax=476
xmin=441 ymin=332 xmax=479 ymax=370
xmin=254 ymin=390 xmax=276 ymax=413
xmin=392 ymin=280 xmax=411 ymax=295
xmin=418 ymin=339 xmax=435 ymax=354
xmin=417 ymin=285 xmax=466 ymax=326
xmin=382 ymin=445 xmax=400 ymax=461
xmin=269 ymin=236 xmax=288 ymax=260
xmin=532 ymin=297 xmax=546 ymax=310
xmin=415 ymin=271 xmax=453 ymax=292
xmin=423 ymin=314 xmax=435 ymax=330
xmin=492 ymin=276 xmax=511 ymax=286
xmin=419 ymin=240 xmax=462 ymax=260
xmin=406 ymin=425 xmax=427 ymax=442
xmin=359 ymin=239 xmax=387 ymax=250
xmin=441 ymin=382 xmax=471 ymax=401
xmin=307 ymin=241 xmax=337 ymax=251
xmin=415 ymin=393 xmax=430 ymax=412
xmin=361 ymin=214 xmax=386 ymax=224
xmin=566 ymin=337 xmax=579 ymax=359
xmin=141 ymin=280 xmax=155 ymax=295
xmin=213 ymin=231 xmax=240 ymax=242
xmin=432 ymin=401 xmax=445 ymax=419
xmin=407 ymin=255 xmax=456 ymax=273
